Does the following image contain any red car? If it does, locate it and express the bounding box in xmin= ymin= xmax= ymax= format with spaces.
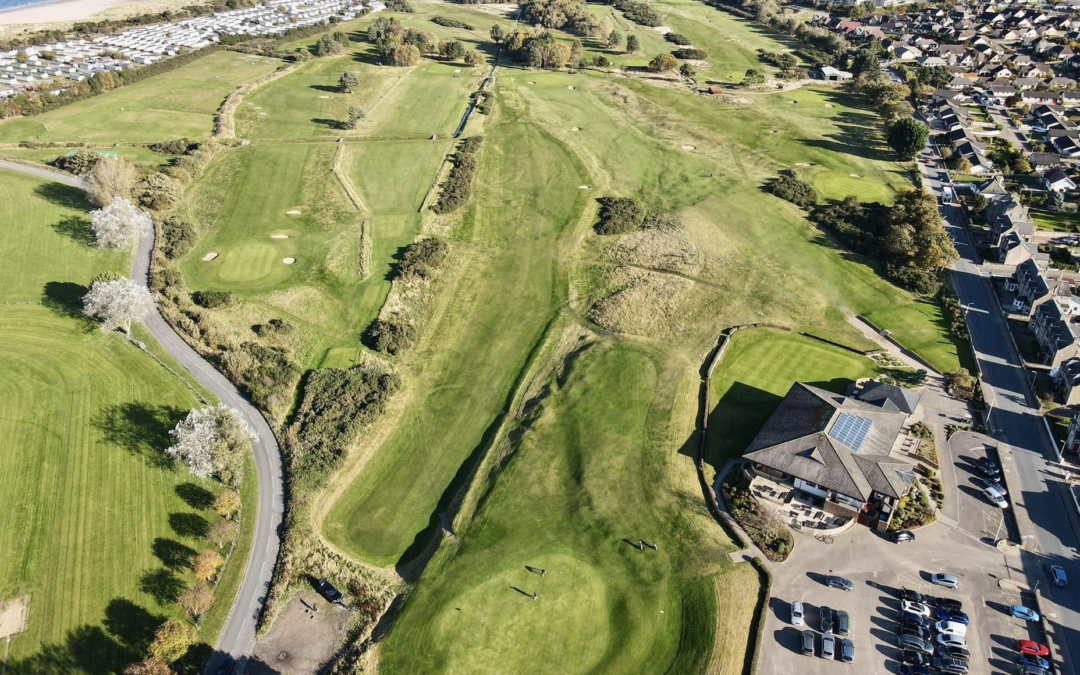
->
xmin=1016 ymin=640 xmax=1050 ymax=657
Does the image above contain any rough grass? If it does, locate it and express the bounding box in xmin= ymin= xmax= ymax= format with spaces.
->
xmin=0 ymin=51 xmax=280 ymax=144
xmin=0 ymin=170 xmax=242 ymax=671
xmin=705 ymin=329 xmax=881 ymax=468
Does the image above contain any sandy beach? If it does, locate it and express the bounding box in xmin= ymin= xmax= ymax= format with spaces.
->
xmin=0 ymin=0 xmax=151 ymax=24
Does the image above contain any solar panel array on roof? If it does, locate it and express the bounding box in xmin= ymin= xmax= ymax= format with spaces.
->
xmin=828 ymin=413 xmax=873 ymax=451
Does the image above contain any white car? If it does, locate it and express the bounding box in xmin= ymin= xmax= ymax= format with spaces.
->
xmin=983 ymin=487 xmax=1009 ymax=508
xmin=935 ymin=620 xmax=967 ymax=637
xmin=791 ymin=601 xmax=805 ymax=627
xmin=902 ymin=600 xmax=931 ymax=617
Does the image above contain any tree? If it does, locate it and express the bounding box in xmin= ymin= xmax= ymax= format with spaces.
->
xmin=851 ymin=47 xmax=879 ymax=75
xmin=342 ymin=105 xmax=365 ymax=130
xmin=338 ymin=71 xmax=359 ymax=93
xmin=166 ymin=404 xmax=256 ymax=486
xmin=886 ymin=117 xmax=930 ymax=161
xmin=192 ymin=549 xmax=224 ymax=581
xmin=205 ymin=519 xmax=238 ymax=549
xmin=626 ymin=34 xmax=640 ymax=53
xmin=607 ymin=29 xmax=622 ymax=50
xmin=648 ymin=53 xmax=678 ymax=73
xmin=388 ymin=44 xmax=420 ymax=66
xmin=570 ymin=38 xmax=583 ymax=65
xmin=490 ymin=23 xmax=505 ymax=43
xmin=124 ymin=658 xmax=174 ymax=675
xmin=177 ymin=581 xmax=214 ymax=619
xmin=972 ymin=193 xmax=988 ymax=216
xmin=439 ymin=40 xmax=466 ymax=61
xmin=1048 ymin=189 xmax=1066 ymax=213
xmin=55 ymin=149 xmax=101 ymax=175
xmin=946 ymin=367 xmax=977 ymax=399
xmin=741 ymin=68 xmax=764 ymax=85
xmin=133 ymin=173 xmax=180 ymax=211
xmin=314 ymin=32 xmax=350 ymax=57
xmin=86 ymin=157 xmax=137 ymax=206
xmin=953 ymin=156 xmax=972 ymax=174
xmin=593 ymin=53 xmax=611 ymax=69
xmin=82 ymin=277 xmax=155 ymax=334
xmin=89 ymin=196 xmax=151 ymax=250
xmin=148 ymin=619 xmax=197 ymax=663
xmin=214 ymin=489 xmax=241 ymax=519
xmin=679 ymin=63 xmax=696 ymax=80
xmin=464 ymin=50 xmax=486 ymax=67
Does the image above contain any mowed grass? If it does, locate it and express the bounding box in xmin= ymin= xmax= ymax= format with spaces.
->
xmin=380 ymin=342 xmax=735 ymax=675
xmin=705 ymin=329 xmax=880 ymax=467
xmin=865 ymin=300 xmax=973 ymax=374
xmin=345 ymin=139 xmax=449 ymax=214
xmin=0 ymin=172 xmax=235 ymax=672
xmin=323 ymin=99 xmax=590 ymax=566
xmin=0 ymin=51 xmax=280 ymax=144
xmin=1 ymin=145 xmax=177 ymax=169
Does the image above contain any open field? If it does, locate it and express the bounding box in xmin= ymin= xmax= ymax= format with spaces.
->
xmin=705 ymin=329 xmax=881 ymax=468
xmin=866 ymin=299 xmax=973 ymax=374
xmin=1031 ymin=209 xmax=1077 ymax=232
xmin=0 ymin=50 xmax=280 ymax=144
xmin=379 ymin=340 xmax=745 ymax=675
xmin=0 ymin=169 xmax=240 ymax=672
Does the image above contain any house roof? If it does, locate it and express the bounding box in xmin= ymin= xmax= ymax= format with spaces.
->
xmin=857 ymin=381 xmax=922 ymax=415
xmin=744 ymin=383 xmax=913 ymax=501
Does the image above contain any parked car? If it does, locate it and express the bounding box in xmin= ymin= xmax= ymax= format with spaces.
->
xmin=1018 ymin=653 xmax=1051 ymax=670
xmin=935 ymin=609 xmax=969 ymax=625
xmin=901 ymin=612 xmax=931 ymax=628
xmin=934 ymin=620 xmax=967 ymax=637
xmin=821 ymin=633 xmax=836 ymax=660
xmin=791 ymin=601 xmax=805 ymax=626
xmin=839 ymin=638 xmax=854 ymax=664
xmin=931 ymin=573 xmax=959 ymax=589
xmin=1050 ymin=565 xmax=1068 ymax=588
xmin=900 ymin=625 xmax=933 ymax=641
xmin=899 ymin=666 xmax=931 ymax=675
xmin=933 ymin=596 xmax=963 ymax=612
xmin=936 ymin=645 xmax=970 ymax=661
xmin=827 ymin=575 xmax=853 ymax=591
xmin=898 ymin=588 xmax=929 ymax=604
xmin=902 ymin=600 xmax=932 ymax=617
xmin=1010 ymin=605 xmax=1040 ymax=622
xmin=1019 ymin=666 xmax=1050 ymax=675
xmin=973 ymin=477 xmax=1005 ymax=494
xmin=932 ymin=656 xmax=969 ymax=674
xmin=801 ymin=630 xmax=816 ymax=656
xmin=936 ymin=633 xmax=967 ymax=648
xmin=1016 ymin=640 xmax=1050 ymax=657
xmin=976 ymin=457 xmax=1001 ymax=480
xmin=899 ymin=649 xmax=930 ymax=666
xmin=893 ymin=530 xmax=916 ymax=543
xmin=981 ymin=486 xmax=1009 ymax=508
xmin=821 ymin=606 xmax=834 ymax=634
xmin=836 ymin=610 xmax=849 ymax=636
xmin=899 ymin=634 xmax=934 ymax=654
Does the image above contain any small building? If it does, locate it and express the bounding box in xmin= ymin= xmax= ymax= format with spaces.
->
xmin=707 ymin=85 xmax=723 ymax=95
xmin=1042 ymin=167 xmax=1077 ymax=192
xmin=810 ymin=66 xmax=853 ymax=81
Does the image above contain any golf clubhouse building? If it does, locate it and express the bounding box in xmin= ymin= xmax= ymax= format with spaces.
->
xmin=743 ymin=382 xmax=920 ymax=532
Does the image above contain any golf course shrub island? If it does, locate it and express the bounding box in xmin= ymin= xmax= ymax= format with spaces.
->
xmin=431 ymin=136 xmax=484 ymax=214
xmin=594 ymin=196 xmax=646 ymax=235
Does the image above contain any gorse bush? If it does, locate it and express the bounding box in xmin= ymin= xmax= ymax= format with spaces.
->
xmin=397 ymin=238 xmax=450 ymax=280
xmin=369 ymin=317 xmax=418 ymax=355
xmin=149 ymin=138 xmax=194 ymax=155
xmin=594 ymin=196 xmax=646 ymax=235
xmin=431 ymin=16 xmax=473 ymax=29
xmin=159 ymin=215 xmax=196 ymax=260
xmin=432 ymin=136 xmax=483 ymax=213
xmin=193 ymin=290 xmax=235 ymax=309
xmin=664 ymin=32 xmax=690 ymax=45
xmin=672 ymin=48 xmax=707 ymax=60
xmin=769 ymin=171 xmax=818 ymax=209
xmin=53 ymin=149 xmax=101 ymax=174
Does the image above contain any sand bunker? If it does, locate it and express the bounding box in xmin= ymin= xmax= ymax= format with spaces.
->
xmin=571 ymin=126 xmax=580 ymax=131
xmin=825 ymin=103 xmax=834 ymax=108
xmin=654 ymin=26 xmax=672 ymax=34
xmin=579 ymin=185 xmax=590 ymax=189
xmin=319 ymin=95 xmax=330 ymax=99
xmin=681 ymin=145 xmax=695 ymax=151
xmin=286 ymin=210 xmax=302 ymax=215
xmin=529 ymin=81 xmax=537 ymax=84
xmin=568 ymin=86 xmax=576 ymax=90
xmin=850 ymin=174 xmax=862 ymax=178
xmin=789 ymin=100 xmax=798 ymax=104
xmin=271 ymin=234 xmax=290 ymax=239
xmin=0 ymin=596 xmax=30 ymax=640
xmin=795 ymin=163 xmax=811 ymax=166
xmin=259 ymin=112 xmax=267 ymax=116
xmin=202 ymin=252 xmax=219 ymax=261
xmin=282 ymin=257 xmax=296 ymax=264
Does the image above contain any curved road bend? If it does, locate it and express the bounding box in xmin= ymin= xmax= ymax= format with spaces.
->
xmin=0 ymin=160 xmax=282 ymax=674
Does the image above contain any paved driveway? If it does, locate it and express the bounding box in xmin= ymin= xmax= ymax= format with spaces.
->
xmin=760 ymin=522 xmax=1037 ymax=675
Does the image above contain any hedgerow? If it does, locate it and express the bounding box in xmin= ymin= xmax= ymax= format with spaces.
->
xmin=431 ymin=136 xmax=484 ymax=214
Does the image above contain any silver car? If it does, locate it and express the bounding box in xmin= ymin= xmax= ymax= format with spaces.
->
xmin=821 ymin=633 xmax=836 ymax=660
xmin=931 ymin=573 xmax=958 ymax=589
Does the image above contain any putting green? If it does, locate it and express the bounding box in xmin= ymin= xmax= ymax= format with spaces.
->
xmin=206 ymin=242 xmax=293 ymax=285
xmin=430 ymin=555 xmax=610 ymax=674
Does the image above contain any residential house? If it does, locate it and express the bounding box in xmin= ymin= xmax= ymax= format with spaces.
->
xmin=1030 ymin=299 xmax=1080 ymax=367
xmin=1043 ymin=167 xmax=1078 ymax=192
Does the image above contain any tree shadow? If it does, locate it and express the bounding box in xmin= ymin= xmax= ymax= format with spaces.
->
xmin=93 ymin=402 xmax=186 ymax=469
xmin=41 ymin=280 xmax=94 ymax=325
xmin=704 ymin=381 xmax=782 ymax=469
xmin=176 ymin=482 xmax=215 ymax=510
xmin=312 ymin=117 xmax=344 ymax=129
xmin=103 ymin=598 xmax=163 ymax=654
xmin=152 ymin=537 xmax=196 ymax=571
xmin=51 ymin=215 xmax=96 ymax=247
xmin=140 ymin=568 xmax=186 ymax=607
xmin=1 ymin=623 xmax=136 ymax=675
xmin=310 ymin=84 xmax=339 ymax=93
xmin=33 ymin=181 xmax=91 ymax=210
xmin=169 ymin=512 xmax=210 ymax=539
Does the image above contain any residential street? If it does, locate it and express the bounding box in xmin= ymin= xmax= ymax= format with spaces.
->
xmin=985 ymin=105 xmax=1031 ymax=154
xmin=918 ymin=149 xmax=1080 ymax=673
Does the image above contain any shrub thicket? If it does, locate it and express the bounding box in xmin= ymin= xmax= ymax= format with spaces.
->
xmin=53 ymin=149 xmax=101 ymax=174
xmin=385 ymin=0 xmax=415 ymax=11
xmin=159 ymin=215 xmax=197 ymax=260
xmin=432 ymin=16 xmax=473 ymax=29
xmin=252 ymin=318 xmax=295 ymax=338
xmin=285 ymin=365 xmax=402 ymax=490
xmin=769 ymin=171 xmax=818 ymax=209
xmin=598 ymin=0 xmax=662 ymax=26
xmin=313 ymin=31 xmax=350 ymax=57
xmin=134 ymin=172 xmax=180 ymax=210
xmin=221 ymin=342 xmax=301 ymax=412
xmin=398 ymin=237 xmax=450 ymax=280
xmin=369 ymin=318 xmax=418 ymax=355
xmin=594 ymin=196 xmax=646 ymax=235
xmin=149 ymin=138 xmax=194 ymax=155
xmin=431 ymin=136 xmax=483 ymax=213
xmin=193 ymin=290 xmax=235 ymax=309
xmin=672 ymin=48 xmax=707 ymax=60
xmin=664 ymin=32 xmax=690 ymax=45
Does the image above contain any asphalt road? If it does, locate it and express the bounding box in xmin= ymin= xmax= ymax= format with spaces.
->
xmin=985 ymin=106 xmax=1031 ymax=154
xmin=919 ymin=148 xmax=1080 ymax=673
xmin=0 ymin=160 xmax=281 ymax=674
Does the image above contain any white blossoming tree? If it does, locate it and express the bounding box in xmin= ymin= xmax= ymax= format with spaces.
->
xmin=82 ymin=276 xmax=155 ymax=333
xmin=166 ymin=404 xmax=256 ymax=487
xmin=89 ymin=196 xmax=151 ymax=250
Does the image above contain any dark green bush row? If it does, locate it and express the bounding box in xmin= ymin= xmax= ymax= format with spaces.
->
xmin=369 ymin=318 xmax=418 ymax=355
xmin=431 ymin=136 xmax=484 ymax=214
xmin=159 ymin=215 xmax=197 ymax=260
xmin=600 ymin=0 xmax=662 ymax=27
xmin=398 ymin=238 xmax=451 ymax=281
xmin=594 ymin=196 xmax=646 ymax=235
xmin=385 ymin=0 xmax=415 ymax=11
xmin=221 ymin=342 xmax=301 ymax=413
xmin=432 ymin=16 xmax=474 ymax=29
xmin=768 ymin=171 xmax=817 ymax=209
xmin=52 ymin=149 xmax=101 ymax=175
xmin=253 ymin=318 xmax=295 ymax=338
xmin=664 ymin=32 xmax=690 ymax=45
xmin=285 ymin=365 xmax=402 ymax=490
xmin=193 ymin=290 xmax=235 ymax=309
xmin=672 ymin=48 xmax=707 ymax=60
xmin=150 ymin=138 xmax=195 ymax=155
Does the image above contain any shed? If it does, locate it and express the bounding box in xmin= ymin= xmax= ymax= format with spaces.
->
xmin=707 ymin=85 xmax=723 ymax=95
xmin=315 ymin=578 xmax=343 ymax=603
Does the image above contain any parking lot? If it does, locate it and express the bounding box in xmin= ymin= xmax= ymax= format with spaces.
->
xmin=760 ymin=521 xmax=1047 ymax=674
xmin=945 ymin=433 xmax=1022 ymax=544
